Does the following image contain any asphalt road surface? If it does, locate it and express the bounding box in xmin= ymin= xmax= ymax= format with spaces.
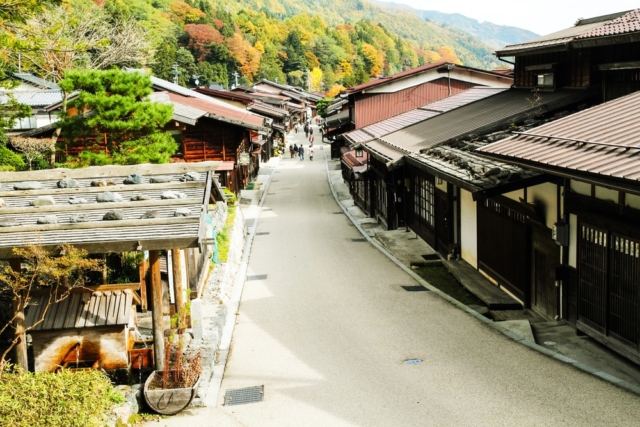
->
xmin=151 ymin=128 xmax=640 ymax=426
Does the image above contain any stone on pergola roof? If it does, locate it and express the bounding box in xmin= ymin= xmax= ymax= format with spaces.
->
xmin=0 ymin=162 xmax=220 ymax=258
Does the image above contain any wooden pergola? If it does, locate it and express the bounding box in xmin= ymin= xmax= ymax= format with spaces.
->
xmin=0 ymin=162 xmax=221 ymax=371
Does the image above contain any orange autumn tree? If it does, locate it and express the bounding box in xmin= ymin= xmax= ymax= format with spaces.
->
xmin=184 ymin=24 xmax=223 ymax=61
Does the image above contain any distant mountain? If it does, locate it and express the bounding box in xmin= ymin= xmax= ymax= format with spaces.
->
xmin=211 ymin=0 xmax=504 ymax=69
xmin=369 ymin=0 xmax=539 ymax=49
xmin=417 ymin=10 xmax=539 ymax=49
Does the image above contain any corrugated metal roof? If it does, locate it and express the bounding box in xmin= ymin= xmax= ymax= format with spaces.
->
xmin=477 ymin=90 xmax=640 ymax=183
xmin=381 ymin=88 xmax=596 ymax=153
xmin=13 ymin=73 xmax=60 ymax=90
xmin=247 ymin=102 xmax=288 ymax=119
xmin=25 ymin=289 xmax=133 ymax=330
xmin=0 ymin=90 xmax=64 ymax=107
xmin=165 ymin=92 xmax=267 ymax=130
xmin=344 ymin=87 xmax=506 ymax=146
xmin=342 ymin=150 xmax=367 ymax=169
xmin=366 ymin=139 xmax=407 ymax=163
xmin=346 ymin=62 xmax=448 ymax=93
xmin=325 ymin=109 xmax=350 ymax=127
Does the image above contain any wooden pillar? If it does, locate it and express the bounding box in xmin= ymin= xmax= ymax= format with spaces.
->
xmin=171 ymin=249 xmax=184 ymax=315
xmin=138 ymin=254 xmax=148 ymax=312
xmin=186 ymin=248 xmax=197 ymax=296
xmin=9 ymin=259 xmax=27 ymax=371
xmin=149 ymin=250 xmax=165 ymax=371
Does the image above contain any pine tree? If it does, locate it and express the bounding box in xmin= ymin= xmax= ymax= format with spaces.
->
xmin=58 ymin=70 xmax=176 ymax=166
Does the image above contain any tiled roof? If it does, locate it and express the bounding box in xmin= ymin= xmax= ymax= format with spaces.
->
xmin=477 ymin=90 xmax=640 ymax=184
xmin=496 ymin=10 xmax=636 ymax=55
xmin=576 ymin=9 xmax=640 ymax=39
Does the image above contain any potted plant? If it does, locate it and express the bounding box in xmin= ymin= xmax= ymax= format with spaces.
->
xmin=144 ymin=309 xmax=202 ymax=415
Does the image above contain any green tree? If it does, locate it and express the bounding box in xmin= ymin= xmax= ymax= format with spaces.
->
xmin=316 ymin=97 xmax=334 ymax=117
xmin=57 ymin=70 xmax=176 ymax=166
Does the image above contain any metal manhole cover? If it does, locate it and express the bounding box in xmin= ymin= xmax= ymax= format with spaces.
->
xmin=351 ymin=238 xmax=367 ymax=242
xmin=403 ymin=359 xmax=423 ymax=365
xmin=224 ymin=385 xmax=264 ymax=406
xmin=247 ymin=274 xmax=267 ymax=281
xmin=401 ymin=285 xmax=429 ymax=292
xmin=256 ymin=232 xmax=270 ymax=236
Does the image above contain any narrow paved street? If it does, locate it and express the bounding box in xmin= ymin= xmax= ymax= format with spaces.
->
xmin=153 ymin=126 xmax=640 ymax=426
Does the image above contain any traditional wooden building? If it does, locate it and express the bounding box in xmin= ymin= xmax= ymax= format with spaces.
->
xmin=478 ymin=89 xmax=640 ymax=364
xmin=0 ymin=162 xmax=219 ymax=373
xmin=324 ymin=62 xmax=514 ymax=141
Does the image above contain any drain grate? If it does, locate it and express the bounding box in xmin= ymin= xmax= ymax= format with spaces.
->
xmin=351 ymin=238 xmax=367 ymax=242
xmin=401 ymin=285 xmax=429 ymax=292
xmin=263 ymin=208 xmax=273 ymax=211
xmin=224 ymin=385 xmax=264 ymax=406
xmin=267 ymin=193 xmax=275 ymax=195
xmin=403 ymin=359 xmax=423 ymax=365
xmin=256 ymin=232 xmax=270 ymax=236
xmin=247 ymin=274 xmax=267 ymax=281
xmin=421 ymin=254 xmax=440 ymax=261
xmin=332 ymin=211 xmax=344 ymax=214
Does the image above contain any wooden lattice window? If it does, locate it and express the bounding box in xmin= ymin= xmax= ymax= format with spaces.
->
xmin=413 ymin=175 xmax=434 ymax=226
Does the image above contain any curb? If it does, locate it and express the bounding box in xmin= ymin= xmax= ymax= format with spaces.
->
xmin=321 ymin=145 xmax=640 ymax=397
xmin=203 ymin=162 xmax=278 ymax=407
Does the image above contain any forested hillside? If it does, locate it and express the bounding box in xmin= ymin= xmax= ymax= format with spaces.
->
xmin=1 ymin=0 xmax=504 ymax=94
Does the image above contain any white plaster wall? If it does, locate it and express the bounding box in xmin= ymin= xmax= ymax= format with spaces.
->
xmin=503 ymin=189 xmax=524 ymax=202
xmin=627 ymin=193 xmax=640 ymax=210
xmin=460 ymin=189 xmax=478 ymax=268
xmin=571 ymin=180 xmax=591 ymax=196
xmin=528 ymin=182 xmax=557 ymax=229
xmin=569 ymin=214 xmax=577 ymax=268
xmin=595 ymin=186 xmax=618 ymax=203
xmin=436 ymin=178 xmax=447 ymax=193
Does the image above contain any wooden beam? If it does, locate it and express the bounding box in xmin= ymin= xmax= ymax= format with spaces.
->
xmin=0 ymin=237 xmax=199 ymax=259
xmin=0 ymin=197 xmax=203 ymax=216
xmin=149 ymin=250 xmax=165 ymax=371
xmin=9 ymin=259 xmax=27 ymax=371
xmin=139 ymin=255 xmax=148 ymax=312
xmin=0 ymin=181 xmax=205 ymax=199
xmin=171 ymin=249 xmax=185 ymax=316
xmin=0 ymin=215 xmax=199 ymax=234
xmin=0 ymin=162 xmax=222 ymax=183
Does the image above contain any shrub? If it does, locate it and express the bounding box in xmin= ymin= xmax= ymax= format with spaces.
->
xmin=0 ymin=145 xmax=25 ymax=171
xmin=222 ymin=188 xmax=236 ymax=205
xmin=0 ymin=364 xmax=123 ymax=427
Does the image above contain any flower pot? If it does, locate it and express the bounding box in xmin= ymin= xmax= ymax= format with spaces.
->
xmin=143 ymin=370 xmax=200 ymax=415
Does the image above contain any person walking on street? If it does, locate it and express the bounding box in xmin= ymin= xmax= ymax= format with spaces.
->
xmin=308 ymin=134 xmax=314 ymax=147
xmin=298 ymin=144 xmax=304 ymax=160
xmin=304 ymin=124 xmax=309 ymax=138
xmin=309 ymin=127 xmax=313 ymax=136
xmin=309 ymin=146 xmax=314 ymax=161
xmin=289 ymin=144 xmax=295 ymax=158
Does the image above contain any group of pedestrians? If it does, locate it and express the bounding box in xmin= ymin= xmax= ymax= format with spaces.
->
xmin=289 ymin=119 xmax=316 ymax=161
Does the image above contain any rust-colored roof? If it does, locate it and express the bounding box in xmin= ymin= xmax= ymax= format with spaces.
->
xmin=342 ymin=149 xmax=368 ymax=169
xmin=195 ymin=87 xmax=255 ymax=104
xmin=346 ymin=62 xmax=447 ymax=93
xmin=165 ymin=92 xmax=266 ymax=129
xmin=343 ymin=87 xmax=507 ymax=145
xmin=477 ymin=90 xmax=640 ymax=183
xmin=576 ymin=9 xmax=640 ymax=39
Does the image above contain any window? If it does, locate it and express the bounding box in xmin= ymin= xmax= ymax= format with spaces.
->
xmin=413 ymin=175 xmax=434 ymax=226
xmin=537 ymin=73 xmax=554 ymax=88
xmin=168 ymin=130 xmax=184 ymax=157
